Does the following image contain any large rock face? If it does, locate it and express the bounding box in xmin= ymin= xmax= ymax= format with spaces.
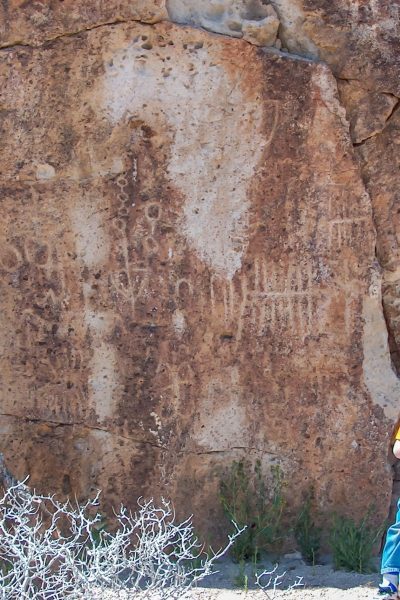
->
xmin=0 ymin=1 xmax=399 ymax=535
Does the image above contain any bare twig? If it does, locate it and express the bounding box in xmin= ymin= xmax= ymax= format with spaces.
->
xmin=255 ymin=564 xmax=303 ymax=599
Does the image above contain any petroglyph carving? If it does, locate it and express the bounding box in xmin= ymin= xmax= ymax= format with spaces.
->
xmin=255 ymin=263 xmax=315 ymax=334
xmin=176 ymin=279 xmax=192 ymax=307
xmin=210 ymin=260 xmax=315 ymax=338
xmin=155 ymin=359 xmax=193 ymax=405
xmin=143 ymin=236 xmax=160 ymax=255
xmin=328 ymin=217 xmax=368 ymax=249
xmin=0 ymin=16 xmax=389 ymax=536
xmin=145 ymin=203 xmax=162 ymax=225
xmin=316 ymin=183 xmax=371 ymax=251
xmin=0 ymin=243 xmax=23 ymax=273
xmin=100 ymin=37 xmax=266 ymax=280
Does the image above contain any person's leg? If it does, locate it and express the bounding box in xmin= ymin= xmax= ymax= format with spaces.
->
xmin=379 ymin=500 xmax=400 ymax=596
xmin=380 ymin=573 xmax=399 ymax=593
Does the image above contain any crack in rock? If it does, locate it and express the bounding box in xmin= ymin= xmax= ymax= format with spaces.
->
xmin=352 ymin=97 xmax=400 ymax=147
xmin=0 ymin=413 xmax=167 ymax=450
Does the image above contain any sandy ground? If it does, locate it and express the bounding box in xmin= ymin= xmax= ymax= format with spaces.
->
xmin=191 ymin=556 xmax=382 ymax=600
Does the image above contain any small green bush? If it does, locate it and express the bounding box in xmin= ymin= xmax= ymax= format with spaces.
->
xmin=294 ymin=487 xmax=321 ymax=565
xmin=234 ymin=560 xmax=249 ymax=591
xmin=330 ymin=508 xmax=385 ymax=573
xmin=220 ymin=459 xmax=286 ymax=562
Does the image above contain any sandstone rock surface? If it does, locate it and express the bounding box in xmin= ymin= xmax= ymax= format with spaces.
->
xmin=0 ymin=1 xmax=399 ymax=538
xmin=0 ymin=0 xmax=168 ymax=47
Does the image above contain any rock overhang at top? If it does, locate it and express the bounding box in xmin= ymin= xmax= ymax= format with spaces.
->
xmin=2 ymin=0 xmax=400 ymax=101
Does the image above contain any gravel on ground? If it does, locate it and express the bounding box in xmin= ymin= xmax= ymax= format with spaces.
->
xmin=191 ymin=555 xmax=381 ymax=600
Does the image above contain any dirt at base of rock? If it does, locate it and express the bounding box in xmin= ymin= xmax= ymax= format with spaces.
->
xmin=192 ymin=557 xmax=381 ymax=599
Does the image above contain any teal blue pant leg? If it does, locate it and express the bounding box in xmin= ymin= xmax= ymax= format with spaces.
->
xmin=382 ymin=499 xmax=400 ymax=574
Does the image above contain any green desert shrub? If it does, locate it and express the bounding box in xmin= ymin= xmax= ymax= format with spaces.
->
xmin=220 ymin=459 xmax=286 ymax=562
xmin=294 ymin=487 xmax=322 ymax=565
xmin=330 ymin=508 xmax=385 ymax=573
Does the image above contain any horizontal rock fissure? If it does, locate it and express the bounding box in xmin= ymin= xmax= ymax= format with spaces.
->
xmin=0 ymin=18 xmax=154 ymax=50
xmin=1 ymin=414 xmax=277 ymax=457
xmin=0 ymin=413 xmax=166 ymax=449
xmin=0 ymin=11 xmax=316 ymax=66
xmin=184 ymin=446 xmax=265 ymax=455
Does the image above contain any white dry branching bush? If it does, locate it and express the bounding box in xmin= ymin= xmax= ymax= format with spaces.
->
xmin=255 ymin=565 xmax=304 ymax=599
xmin=0 ymin=479 xmax=243 ymax=599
